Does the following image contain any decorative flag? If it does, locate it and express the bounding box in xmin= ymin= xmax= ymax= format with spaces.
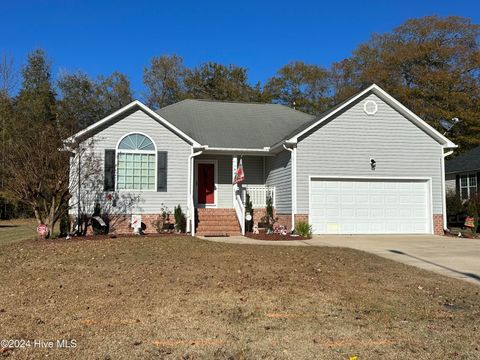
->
xmin=233 ymin=158 xmax=245 ymax=184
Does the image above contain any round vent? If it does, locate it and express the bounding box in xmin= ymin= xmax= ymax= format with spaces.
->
xmin=363 ymin=100 xmax=378 ymax=115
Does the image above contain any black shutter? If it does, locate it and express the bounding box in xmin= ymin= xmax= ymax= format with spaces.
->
xmin=104 ymin=149 xmax=116 ymax=191
xmin=477 ymin=173 xmax=480 ymax=193
xmin=157 ymin=151 xmax=167 ymax=192
xmin=455 ymin=174 xmax=460 ymax=196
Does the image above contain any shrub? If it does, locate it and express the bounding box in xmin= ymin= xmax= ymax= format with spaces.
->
xmin=174 ymin=205 xmax=186 ymax=232
xmin=59 ymin=213 xmax=71 ymax=237
xmin=244 ymin=192 xmax=253 ymax=232
xmin=295 ymin=221 xmax=312 ymax=238
xmin=261 ymin=195 xmax=277 ymax=230
xmin=446 ymin=190 xmax=464 ymax=217
xmin=466 ymin=194 xmax=480 ymax=235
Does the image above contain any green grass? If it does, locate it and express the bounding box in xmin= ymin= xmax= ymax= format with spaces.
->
xmin=0 ymin=218 xmax=37 ymax=246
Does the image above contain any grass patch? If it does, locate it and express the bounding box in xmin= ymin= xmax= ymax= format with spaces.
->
xmin=0 ymin=218 xmax=36 ymax=246
xmin=0 ymin=236 xmax=478 ymax=359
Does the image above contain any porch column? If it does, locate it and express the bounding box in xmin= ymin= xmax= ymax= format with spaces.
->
xmin=232 ymin=155 xmax=238 ymax=203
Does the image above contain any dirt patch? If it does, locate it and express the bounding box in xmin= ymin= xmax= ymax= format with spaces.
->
xmin=0 ymin=236 xmax=479 ymax=359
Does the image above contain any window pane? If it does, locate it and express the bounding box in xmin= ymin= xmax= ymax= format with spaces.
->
xmin=461 ymin=175 xmax=467 ymax=187
xmin=117 ymin=151 xmax=156 ymax=190
xmin=469 ymin=174 xmax=477 ymax=186
xmin=461 ymin=187 xmax=469 ymax=200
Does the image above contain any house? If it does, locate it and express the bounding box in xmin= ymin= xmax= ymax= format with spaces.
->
xmin=66 ymin=84 xmax=456 ymax=236
xmin=445 ymin=146 xmax=480 ymax=200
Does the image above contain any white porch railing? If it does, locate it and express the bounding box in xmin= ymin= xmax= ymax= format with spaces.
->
xmin=241 ymin=185 xmax=275 ymax=208
xmin=234 ymin=189 xmax=245 ymax=235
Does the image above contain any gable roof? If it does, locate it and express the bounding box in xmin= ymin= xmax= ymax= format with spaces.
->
xmin=155 ymin=99 xmax=315 ymax=149
xmin=280 ymin=84 xmax=456 ymax=149
xmin=65 ymin=100 xmax=202 ymax=147
xmin=445 ymin=146 xmax=480 ymax=174
xmin=67 ymin=84 xmax=456 ymax=151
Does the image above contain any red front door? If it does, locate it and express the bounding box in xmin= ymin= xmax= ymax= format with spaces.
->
xmin=198 ymin=163 xmax=215 ymax=205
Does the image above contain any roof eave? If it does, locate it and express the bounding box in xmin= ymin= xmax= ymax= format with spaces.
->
xmin=64 ymin=100 xmax=202 ymax=147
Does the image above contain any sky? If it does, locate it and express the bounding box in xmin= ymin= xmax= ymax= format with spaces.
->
xmin=1 ymin=0 xmax=479 ymax=99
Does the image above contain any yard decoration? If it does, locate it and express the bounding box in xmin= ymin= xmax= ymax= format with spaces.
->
xmin=244 ymin=192 xmax=253 ymax=232
xmin=464 ymin=216 xmax=475 ymax=228
xmin=36 ymin=223 xmax=48 ymax=239
xmin=131 ymin=214 xmax=142 ymax=234
xmin=466 ymin=196 xmax=479 ymax=235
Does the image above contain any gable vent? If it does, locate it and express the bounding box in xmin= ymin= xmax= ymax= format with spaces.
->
xmin=363 ymin=100 xmax=378 ymax=115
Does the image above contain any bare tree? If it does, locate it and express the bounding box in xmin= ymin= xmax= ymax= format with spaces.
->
xmin=3 ymin=124 xmax=101 ymax=237
xmin=0 ymin=54 xmax=16 ymax=95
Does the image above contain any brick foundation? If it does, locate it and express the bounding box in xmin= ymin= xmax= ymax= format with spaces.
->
xmin=70 ymin=214 xmax=178 ymax=235
xmin=433 ymin=214 xmax=444 ymax=235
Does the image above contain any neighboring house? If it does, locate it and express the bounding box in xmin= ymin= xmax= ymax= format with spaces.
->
xmin=66 ymin=84 xmax=455 ymax=236
xmin=445 ymin=146 xmax=480 ymax=200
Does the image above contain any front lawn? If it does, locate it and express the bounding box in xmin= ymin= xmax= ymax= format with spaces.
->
xmin=0 ymin=219 xmax=36 ymax=246
xmin=0 ymin=236 xmax=478 ymax=359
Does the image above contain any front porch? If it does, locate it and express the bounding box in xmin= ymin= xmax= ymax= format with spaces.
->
xmin=189 ymin=154 xmax=277 ymax=236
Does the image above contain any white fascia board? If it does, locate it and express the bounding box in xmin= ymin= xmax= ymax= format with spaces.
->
xmin=65 ymin=100 xmax=202 ymax=147
xmin=202 ymin=146 xmax=272 ymax=155
xmin=286 ymin=84 xmax=457 ymax=148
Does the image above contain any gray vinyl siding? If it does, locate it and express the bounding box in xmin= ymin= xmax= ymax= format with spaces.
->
xmin=195 ymin=155 xmax=265 ymax=208
xmin=71 ymin=109 xmax=191 ymax=215
xmin=296 ymin=94 xmax=444 ymax=215
xmin=265 ymin=150 xmax=292 ymax=213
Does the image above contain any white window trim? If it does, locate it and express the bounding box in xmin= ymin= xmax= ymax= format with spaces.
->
xmin=115 ymin=132 xmax=158 ymax=192
xmin=460 ymin=173 xmax=477 ymax=200
xmin=194 ymin=159 xmax=218 ymax=208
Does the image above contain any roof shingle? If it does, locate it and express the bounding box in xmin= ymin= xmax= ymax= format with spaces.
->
xmin=446 ymin=146 xmax=480 ymax=174
xmin=156 ymin=99 xmax=315 ymax=149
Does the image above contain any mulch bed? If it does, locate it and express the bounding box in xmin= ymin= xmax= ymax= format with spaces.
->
xmin=245 ymin=232 xmax=310 ymax=241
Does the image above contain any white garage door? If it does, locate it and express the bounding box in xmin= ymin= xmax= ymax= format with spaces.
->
xmin=310 ymin=178 xmax=431 ymax=234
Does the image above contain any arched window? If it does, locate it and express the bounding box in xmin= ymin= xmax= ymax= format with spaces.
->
xmin=116 ymin=133 xmax=156 ymax=190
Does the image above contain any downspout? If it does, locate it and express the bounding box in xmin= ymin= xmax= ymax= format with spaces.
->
xmin=441 ymin=148 xmax=454 ymax=231
xmin=283 ymin=144 xmax=296 ymax=232
xmin=188 ymin=148 xmax=204 ymax=236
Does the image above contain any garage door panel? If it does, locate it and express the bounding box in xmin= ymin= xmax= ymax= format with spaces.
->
xmin=310 ymin=179 xmax=430 ymax=234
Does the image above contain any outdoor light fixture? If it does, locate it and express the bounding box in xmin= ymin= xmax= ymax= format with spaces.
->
xmin=370 ymin=158 xmax=376 ymax=170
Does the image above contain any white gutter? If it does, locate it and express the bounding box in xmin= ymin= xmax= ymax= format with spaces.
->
xmin=441 ymin=149 xmax=454 ymax=230
xmin=187 ymin=147 xmax=205 ymax=236
xmin=203 ymin=146 xmax=271 ymax=153
xmin=283 ymin=144 xmax=296 ymax=232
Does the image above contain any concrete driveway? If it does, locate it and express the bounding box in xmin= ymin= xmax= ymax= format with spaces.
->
xmin=310 ymin=235 xmax=480 ymax=285
xmin=201 ymin=235 xmax=480 ymax=285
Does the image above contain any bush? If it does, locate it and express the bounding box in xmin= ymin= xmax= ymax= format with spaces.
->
xmin=261 ymin=195 xmax=277 ymax=230
xmin=295 ymin=221 xmax=312 ymax=238
xmin=446 ymin=190 xmax=464 ymax=217
xmin=466 ymin=194 xmax=480 ymax=235
xmin=174 ymin=205 xmax=186 ymax=233
xmin=59 ymin=213 xmax=71 ymax=237
xmin=244 ymin=192 xmax=253 ymax=232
